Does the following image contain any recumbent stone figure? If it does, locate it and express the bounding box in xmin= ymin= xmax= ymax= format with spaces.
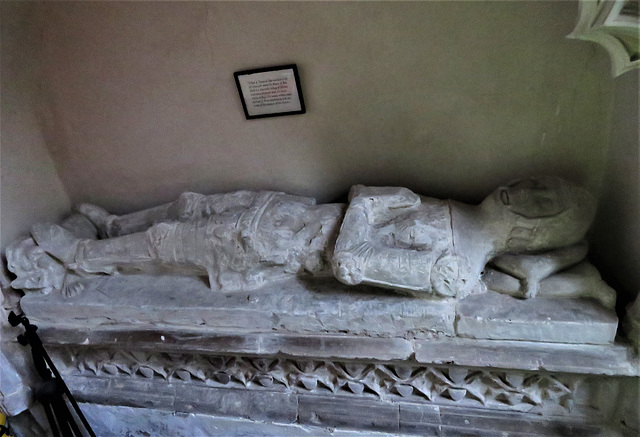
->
xmin=5 ymin=176 xmax=615 ymax=307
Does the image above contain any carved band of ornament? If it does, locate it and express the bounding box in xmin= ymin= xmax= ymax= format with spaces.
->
xmin=49 ymin=346 xmax=580 ymax=413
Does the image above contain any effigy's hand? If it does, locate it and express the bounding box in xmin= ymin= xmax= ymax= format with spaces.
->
xmin=430 ymin=254 xmax=470 ymax=297
xmin=332 ymin=248 xmax=367 ymax=285
xmin=176 ymin=192 xmax=206 ymax=221
xmin=62 ymin=279 xmax=86 ymax=298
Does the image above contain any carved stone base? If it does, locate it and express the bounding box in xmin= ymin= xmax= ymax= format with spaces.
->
xmin=49 ymin=346 xmax=587 ymax=414
xmin=22 ymin=323 xmax=637 ymax=436
xmin=41 ymin=344 xmax=635 ymax=436
xmin=77 ymin=403 xmax=407 ymax=437
xmin=13 ymin=277 xmax=638 ymax=435
xmin=75 ymin=403 xmax=626 ymax=437
xmin=20 ymin=275 xmax=457 ymax=338
xmin=457 ymin=292 xmax=618 ymax=344
xmin=20 ymin=275 xmax=618 ymax=344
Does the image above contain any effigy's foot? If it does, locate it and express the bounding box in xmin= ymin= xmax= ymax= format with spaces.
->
xmin=75 ymin=203 xmax=115 ymax=237
xmin=5 ymin=237 xmax=66 ymax=294
xmin=31 ymin=223 xmax=81 ymax=265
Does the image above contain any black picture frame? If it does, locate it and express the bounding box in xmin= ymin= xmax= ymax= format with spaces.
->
xmin=234 ymin=64 xmax=306 ymax=120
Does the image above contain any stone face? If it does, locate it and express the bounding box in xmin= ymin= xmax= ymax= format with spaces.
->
xmin=174 ymin=386 xmax=298 ymax=423
xmin=27 ymin=333 xmax=636 ymax=436
xmin=456 ymin=292 xmax=618 ymax=344
xmin=259 ymin=334 xmax=415 ymax=361
xmin=437 ymin=406 xmax=606 ymax=437
xmin=47 ymin=344 xmax=637 ymax=416
xmin=35 ymin=326 xmax=639 ymax=377
xmin=298 ymin=396 xmax=399 ymax=432
xmin=73 ymin=402 xmax=626 ymax=437
xmin=49 ymin=372 xmax=629 ymax=436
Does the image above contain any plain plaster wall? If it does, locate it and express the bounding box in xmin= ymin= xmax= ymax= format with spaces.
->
xmin=35 ymin=1 xmax=613 ymax=214
xmin=0 ymin=3 xmax=71 ymax=251
xmin=591 ymin=69 xmax=640 ymax=308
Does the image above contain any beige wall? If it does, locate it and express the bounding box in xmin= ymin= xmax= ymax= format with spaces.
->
xmin=35 ymin=1 xmax=612 ymax=214
xmin=1 ymin=2 xmax=70 ymax=250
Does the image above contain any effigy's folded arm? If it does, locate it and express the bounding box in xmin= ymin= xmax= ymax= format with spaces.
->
xmin=332 ymin=185 xmax=458 ymax=296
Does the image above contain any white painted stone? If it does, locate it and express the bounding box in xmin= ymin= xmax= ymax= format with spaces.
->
xmin=483 ymin=260 xmax=617 ymax=309
xmin=78 ymin=403 xmax=409 ymax=437
xmin=333 ymin=177 xmax=596 ymax=298
xmin=1 ymin=274 xmax=35 ymax=417
xmin=31 ymin=326 xmax=639 ymax=377
xmin=5 ymin=177 xmax=622 ymax=346
xmin=486 ymin=242 xmax=588 ymax=298
xmin=20 ymin=275 xmax=456 ymax=338
xmin=456 ymin=292 xmax=618 ymax=344
xmin=8 ymin=178 xmax=599 ymax=303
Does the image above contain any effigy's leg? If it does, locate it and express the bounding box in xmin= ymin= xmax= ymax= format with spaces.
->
xmin=489 ymin=242 xmax=589 ymax=298
xmin=76 ymin=191 xmax=262 ymax=238
xmin=77 ymin=232 xmax=160 ymax=274
xmin=76 ymin=202 xmax=176 ymax=238
xmin=535 ymin=262 xmax=616 ymax=309
xmin=31 ymin=223 xmax=161 ymax=275
xmin=31 ymin=222 xmax=210 ymax=279
xmin=13 ymin=221 xmax=211 ymax=296
xmin=482 ymin=261 xmax=616 ymax=309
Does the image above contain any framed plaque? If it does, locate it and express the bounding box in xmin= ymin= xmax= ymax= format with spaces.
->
xmin=234 ymin=64 xmax=306 ymax=119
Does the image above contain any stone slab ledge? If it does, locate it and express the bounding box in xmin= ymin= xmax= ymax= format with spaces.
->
xmin=63 ymin=381 xmax=615 ymax=437
xmin=29 ymin=326 xmax=639 ymax=377
xmin=20 ymin=275 xmax=619 ymax=344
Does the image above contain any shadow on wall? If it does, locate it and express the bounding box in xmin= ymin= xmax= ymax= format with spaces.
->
xmin=590 ymin=69 xmax=639 ymax=314
xmin=29 ymin=1 xmax=613 ymax=212
xmin=304 ymin=2 xmax=612 ymax=205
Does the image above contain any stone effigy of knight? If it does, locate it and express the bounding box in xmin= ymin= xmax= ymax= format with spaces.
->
xmin=4 ymin=176 xmax=615 ymax=308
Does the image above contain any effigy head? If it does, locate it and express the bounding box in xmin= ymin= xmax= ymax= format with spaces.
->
xmin=482 ymin=176 xmax=596 ymax=252
xmin=5 ymin=237 xmax=65 ymax=294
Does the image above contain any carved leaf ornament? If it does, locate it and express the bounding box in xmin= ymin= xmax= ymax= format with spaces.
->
xmin=52 ymin=346 xmax=580 ymax=413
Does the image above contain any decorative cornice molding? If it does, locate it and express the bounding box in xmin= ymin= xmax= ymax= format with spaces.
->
xmin=50 ymin=345 xmax=582 ymax=414
xmin=568 ymin=0 xmax=640 ymax=77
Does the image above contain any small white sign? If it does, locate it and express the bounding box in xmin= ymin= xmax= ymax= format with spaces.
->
xmin=234 ymin=65 xmax=305 ymax=119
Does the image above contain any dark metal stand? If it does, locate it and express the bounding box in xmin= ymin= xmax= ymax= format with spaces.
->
xmin=8 ymin=312 xmax=95 ymax=437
